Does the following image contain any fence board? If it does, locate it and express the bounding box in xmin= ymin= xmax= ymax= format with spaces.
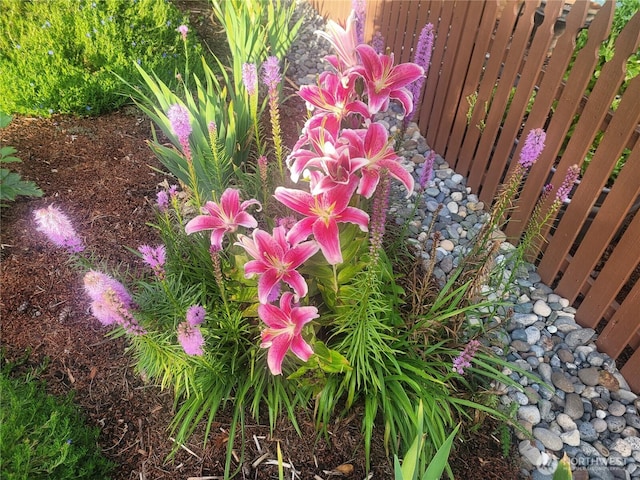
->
xmin=621 ymin=333 xmax=640 ymax=393
xmin=599 ymin=279 xmax=640 ymax=362
xmin=554 ymin=77 xmax=640 ymax=302
xmin=504 ymin=1 xmax=615 ymax=241
xmin=478 ymin=0 xmax=563 ymax=207
xmin=575 ymin=151 xmax=640 ymax=328
xmin=455 ymin=0 xmax=521 ymax=188
xmin=432 ymin=1 xmax=486 ymax=155
xmin=537 ymin=11 xmax=640 ymax=282
xmin=444 ymin=1 xmax=499 ymax=168
xmin=467 ymin=1 xmax=541 ymax=197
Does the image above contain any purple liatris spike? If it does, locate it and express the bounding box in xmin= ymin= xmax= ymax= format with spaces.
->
xmin=555 ymin=164 xmax=580 ymax=203
xmin=452 ymin=339 xmax=481 ymax=375
xmin=176 ymin=24 xmax=188 ymax=40
xmin=177 ymin=321 xmax=205 ymax=356
xmin=405 ymin=23 xmax=434 ymax=123
xmin=371 ymin=31 xmax=385 ymax=54
xmin=352 ymin=0 xmax=366 ymax=44
xmin=33 ymin=204 xmax=84 ymax=253
xmin=83 ymin=271 xmax=145 ymax=335
xmin=519 ymin=128 xmax=546 ymax=169
xmin=167 ymin=104 xmax=192 ymax=156
xmin=186 ymin=305 xmax=205 ymax=326
xmin=262 ymin=56 xmax=281 ymax=91
xmin=369 ymin=172 xmax=390 ymax=260
xmin=242 ymin=63 xmax=258 ymax=96
xmin=419 ymin=150 xmax=436 ymax=190
xmin=156 ymin=191 xmax=169 ymax=212
xmin=138 ymin=245 xmax=166 ymax=279
xmin=83 ymin=270 xmax=132 ymax=306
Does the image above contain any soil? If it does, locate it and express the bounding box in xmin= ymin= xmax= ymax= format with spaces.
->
xmin=0 ymin=4 xmax=523 ymax=479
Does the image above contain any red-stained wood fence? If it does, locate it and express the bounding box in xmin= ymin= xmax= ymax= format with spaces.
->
xmin=309 ymin=0 xmax=640 ymax=391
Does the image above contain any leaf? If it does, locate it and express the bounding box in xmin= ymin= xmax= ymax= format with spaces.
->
xmin=552 ymin=453 xmax=573 ymax=480
xmin=422 ymin=423 xmax=460 ymax=480
xmin=0 ymin=111 xmax=12 ymax=129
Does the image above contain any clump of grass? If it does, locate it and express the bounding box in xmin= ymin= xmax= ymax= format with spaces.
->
xmin=0 ymin=356 xmax=115 ymax=479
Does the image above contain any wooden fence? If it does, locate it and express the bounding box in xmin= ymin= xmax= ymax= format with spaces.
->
xmin=309 ymin=0 xmax=640 ymax=391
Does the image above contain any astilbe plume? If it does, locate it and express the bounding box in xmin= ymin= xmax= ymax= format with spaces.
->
xmin=452 ymin=339 xmax=481 ymax=375
xmin=33 ymin=204 xmax=84 ymax=253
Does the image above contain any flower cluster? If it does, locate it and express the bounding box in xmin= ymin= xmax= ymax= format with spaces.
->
xmin=452 ymin=339 xmax=481 ymax=375
xmin=178 ymin=12 xmax=426 ymax=374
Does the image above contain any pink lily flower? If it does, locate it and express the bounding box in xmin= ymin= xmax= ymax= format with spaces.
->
xmin=259 ymin=292 xmax=317 ymax=375
xmin=298 ymin=72 xmax=369 ymax=121
xmin=274 ymin=178 xmax=369 ymax=265
xmin=341 ymin=122 xmax=415 ymax=198
xmin=354 ymin=44 xmax=424 ymax=115
xmin=185 ymin=188 xmax=260 ymax=250
xmin=235 ymin=226 xmax=319 ymax=304
xmin=316 ymin=10 xmax=360 ymax=71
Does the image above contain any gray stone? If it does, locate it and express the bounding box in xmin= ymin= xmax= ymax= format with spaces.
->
xmin=519 ymin=405 xmax=542 ymax=425
xmin=565 ymin=328 xmax=596 ymax=348
xmin=565 ymin=393 xmax=585 ymax=420
xmin=607 ymin=416 xmax=628 ymax=434
xmin=609 ymin=401 xmax=627 ymax=417
xmin=533 ymin=427 xmax=564 ymax=451
xmin=533 ymin=300 xmax=552 ymax=317
xmin=552 ymin=371 xmax=575 ymax=393
xmin=579 ymin=367 xmax=601 ymax=387
xmin=561 ymin=429 xmax=581 ymax=447
xmin=579 ymin=421 xmax=599 ymax=442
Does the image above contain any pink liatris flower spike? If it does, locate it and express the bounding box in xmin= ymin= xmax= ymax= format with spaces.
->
xmin=262 ymin=56 xmax=282 ymax=91
xmin=177 ymin=321 xmax=205 ymax=356
xmin=555 ymin=164 xmax=580 ymax=203
xmin=519 ymin=128 xmax=546 ymax=169
xmin=176 ymin=24 xmax=188 ymax=41
xmin=452 ymin=339 xmax=481 ymax=375
xmin=242 ymin=63 xmax=258 ymax=96
xmin=83 ymin=271 xmax=145 ymax=335
xmin=167 ymin=104 xmax=192 ymax=157
xmin=33 ymin=204 xmax=84 ymax=253
xmin=235 ymin=226 xmax=319 ymax=304
xmin=138 ymin=245 xmax=166 ymax=279
xmin=186 ymin=305 xmax=206 ymax=326
xmin=185 ymin=188 xmax=261 ymax=250
xmin=156 ymin=190 xmax=169 ymax=212
xmin=258 ymin=292 xmax=318 ymax=375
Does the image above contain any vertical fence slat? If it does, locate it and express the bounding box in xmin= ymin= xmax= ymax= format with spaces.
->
xmin=503 ymin=2 xmax=615 ymax=241
xmin=553 ymin=78 xmax=640 ymax=302
xmin=598 ymin=279 xmax=640 ymax=362
xmin=418 ymin=0 xmax=446 ymax=146
xmin=467 ymin=1 xmax=541 ymax=200
xmin=444 ymin=1 xmax=499 ymax=171
xmin=622 ymin=349 xmax=640 ymax=394
xmin=398 ymin=1 xmax=422 ymax=64
xmin=455 ymin=0 xmax=522 ymax=191
xmin=576 ymin=204 xmax=640 ymax=328
xmin=429 ymin=1 xmax=473 ymax=152
xmin=537 ymin=11 xmax=640 ymax=282
xmin=478 ymin=0 xmax=563 ymax=206
xmin=432 ymin=1 xmax=487 ymax=155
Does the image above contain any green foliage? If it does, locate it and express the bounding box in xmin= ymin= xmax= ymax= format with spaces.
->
xmin=0 ymin=0 xmax=203 ymax=116
xmin=0 ymin=111 xmax=43 ymax=206
xmin=0 ymin=357 xmax=114 ymax=479
xmin=553 ymin=453 xmax=573 ymax=480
